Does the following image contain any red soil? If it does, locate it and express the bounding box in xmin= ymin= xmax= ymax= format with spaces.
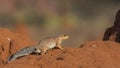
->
xmin=0 ymin=28 xmax=36 ymax=63
xmin=0 ymin=28 xmax=120 ymax=68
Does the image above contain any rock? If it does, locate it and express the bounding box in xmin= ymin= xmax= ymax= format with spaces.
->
xmin=103 ymin=9 xmax=120 ymax=42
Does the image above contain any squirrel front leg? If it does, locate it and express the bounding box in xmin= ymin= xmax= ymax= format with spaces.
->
xmin=56 ymin=42 xmax=63 ymax=49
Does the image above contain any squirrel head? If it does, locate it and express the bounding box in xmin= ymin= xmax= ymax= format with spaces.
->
xmin=57 ymin=34 xmax=69 ymax=40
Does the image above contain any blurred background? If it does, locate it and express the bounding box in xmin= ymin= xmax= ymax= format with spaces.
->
xmin=0 ymin=0 xmax=120 ymax=47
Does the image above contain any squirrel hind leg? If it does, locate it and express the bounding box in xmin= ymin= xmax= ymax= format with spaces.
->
xmin=41 ymin=48 xmax=48 ymax=55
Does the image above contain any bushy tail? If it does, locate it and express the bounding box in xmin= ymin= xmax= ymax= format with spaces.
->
xmin=6 ymin=55 xmax=16 ymax=62
xmin=6 ymin=46 xmax=36 ymax=62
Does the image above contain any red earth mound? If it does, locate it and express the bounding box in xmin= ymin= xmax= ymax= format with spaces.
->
xmin=0 ymin=28 xmax=36 ymax=63
xmin=0 ymin=28 xmax=120 ymax=68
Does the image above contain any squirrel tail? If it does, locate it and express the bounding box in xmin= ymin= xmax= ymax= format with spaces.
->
xmin=6 ymin=46 xmax=36 ymax=62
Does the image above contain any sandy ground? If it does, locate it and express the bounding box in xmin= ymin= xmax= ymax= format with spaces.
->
xmin=0 ymin=28 xmax=120 ymax=68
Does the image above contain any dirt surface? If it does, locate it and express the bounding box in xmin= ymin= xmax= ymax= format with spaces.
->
xmin=0 ymin=28 xmax=120 ymax=68
xmin=0 ymin=28 xmax=36 ymax=63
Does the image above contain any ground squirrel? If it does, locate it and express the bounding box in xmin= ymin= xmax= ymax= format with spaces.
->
xmin=6 ymin=34 xmax=69 ymax=62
